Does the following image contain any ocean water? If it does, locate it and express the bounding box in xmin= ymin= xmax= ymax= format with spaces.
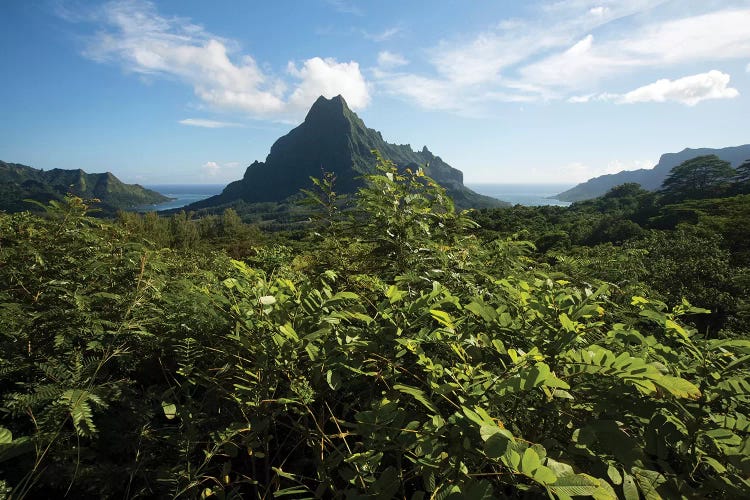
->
xmin=138 ymin=184 xmax=226 ymax=211
xmin=137 ymin=182 xmax=573 ymax=211
xmin=467 ymin=183 xmax=573 ymax=206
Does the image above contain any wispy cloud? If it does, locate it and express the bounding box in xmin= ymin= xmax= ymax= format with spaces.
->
xmin=202 ymin=161 xmax=220 ymax=175
xmin=364 ymin=27 xmax=401 ymax=42
xmin=325 ymin=0 xmax=363 ymax=16
xmin=377 ymin=51 xmax=408 ymax=69
xmin=520 ymin=8 xmax=750 ymax=91
xmin=70 ymin=0 xmax=370 ymax=121
xmin=179 ymin=118 xmax=244 ymax=128
xmin=375 ymin=2 xmax=750 ymax=111
xmin=202 ymin=160 xmax=243 ymax=178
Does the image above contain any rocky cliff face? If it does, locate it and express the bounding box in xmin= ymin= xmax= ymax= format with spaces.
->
xmin=189 ymin=95 xmax=504 ymax=210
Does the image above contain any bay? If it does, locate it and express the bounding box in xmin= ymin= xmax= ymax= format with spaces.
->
xmin=467 ymin=183 xmax=573 ymax=206
xmin=137 ymin=184 xmax=226 ymax=211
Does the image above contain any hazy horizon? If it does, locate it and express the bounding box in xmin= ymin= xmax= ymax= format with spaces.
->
xmin=142 ymin=182 xmax=578 ymax=186
xmin=135 ymin=182 xmax=576 ymax=211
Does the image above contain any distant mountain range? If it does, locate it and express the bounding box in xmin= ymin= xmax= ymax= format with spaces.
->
xmin=0 ymin=161 xmax=170 ymax=212
xmin=556 ymin=144 xmax=750 ymax=202
xmin=188 ymin=95 xmax=506 ymax=211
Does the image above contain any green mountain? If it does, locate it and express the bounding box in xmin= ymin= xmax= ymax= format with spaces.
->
xmin=189 ymin=95 xmax=506 ymax=210
xmin=0 ymin=161 xmax=170 ymax=212
xmin=556 ymin=144 xmax=750 ymax=202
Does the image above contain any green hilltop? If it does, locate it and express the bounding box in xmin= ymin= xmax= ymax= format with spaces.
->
xmin=0 ymin=160 xmax=170 ymax=213
xmin=188 ymin=95 xmax=506 ymax=211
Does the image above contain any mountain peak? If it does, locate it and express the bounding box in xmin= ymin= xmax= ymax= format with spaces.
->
xmin=187 ymin=96 xmax=507 ymax=210
xmin=305 ymin=94 xmax=350 ymax=122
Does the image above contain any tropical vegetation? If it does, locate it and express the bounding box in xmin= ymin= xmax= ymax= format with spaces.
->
xmin=1 ymin=154 xmax=749 ymax=499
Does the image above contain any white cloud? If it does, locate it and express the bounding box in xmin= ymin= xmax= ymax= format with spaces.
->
xmin=201 ymin=160 xmax=243 ymax=178
xmin=618 ymin=70 xmax=739 ymax=105
xmin=377 ymin=51 xmax=408 ymax=69
xmin=76 ymin=0 xmax=370 ymax=121
xmin=567 ymin=94 xmax=593 ymax=103
xmin=571 ymin=70 xmax=740 ymax=106
xmin=202 ymin=161 xmax=220 ymax=175
xmin=286 ymin=57 xmax=370 ymax=112
xmin=588 ymin=6 xmax=609 ymax=17
xmin=375 ymin=3 xmax=750 ymax=111
xmin=179 ymin=118 xmax=243 ymax=128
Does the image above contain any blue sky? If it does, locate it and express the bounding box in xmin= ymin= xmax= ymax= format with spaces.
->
xmin=1 ymin=0 xmax=748 ymax=184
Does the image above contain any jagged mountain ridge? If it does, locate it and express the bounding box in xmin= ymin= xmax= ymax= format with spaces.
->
xmin=189 ymin=95 xmax=506 ymax=210
xmin=557 ymin=144 xmax=750 ymax=202
xmin=0 ymin=160 xmax=170 ymax=212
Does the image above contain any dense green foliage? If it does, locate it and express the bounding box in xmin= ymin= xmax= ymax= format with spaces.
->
xmin=736 ymin=160 xmax=750 ymax=186
xmin=1 ymin=156 xmax=749 ymax=499
xmin=659 ymin=155 xmax=736 ymax=203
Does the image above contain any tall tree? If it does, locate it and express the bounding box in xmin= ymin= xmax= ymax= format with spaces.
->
xmin=734 ymin=159 xmax=750 ymax=193
xmin=659 ymin=155 xmax=736 ymax=202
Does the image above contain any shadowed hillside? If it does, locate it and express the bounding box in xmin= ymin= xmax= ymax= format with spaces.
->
xmin=0 ymin=160 xmax=170 ymax=212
